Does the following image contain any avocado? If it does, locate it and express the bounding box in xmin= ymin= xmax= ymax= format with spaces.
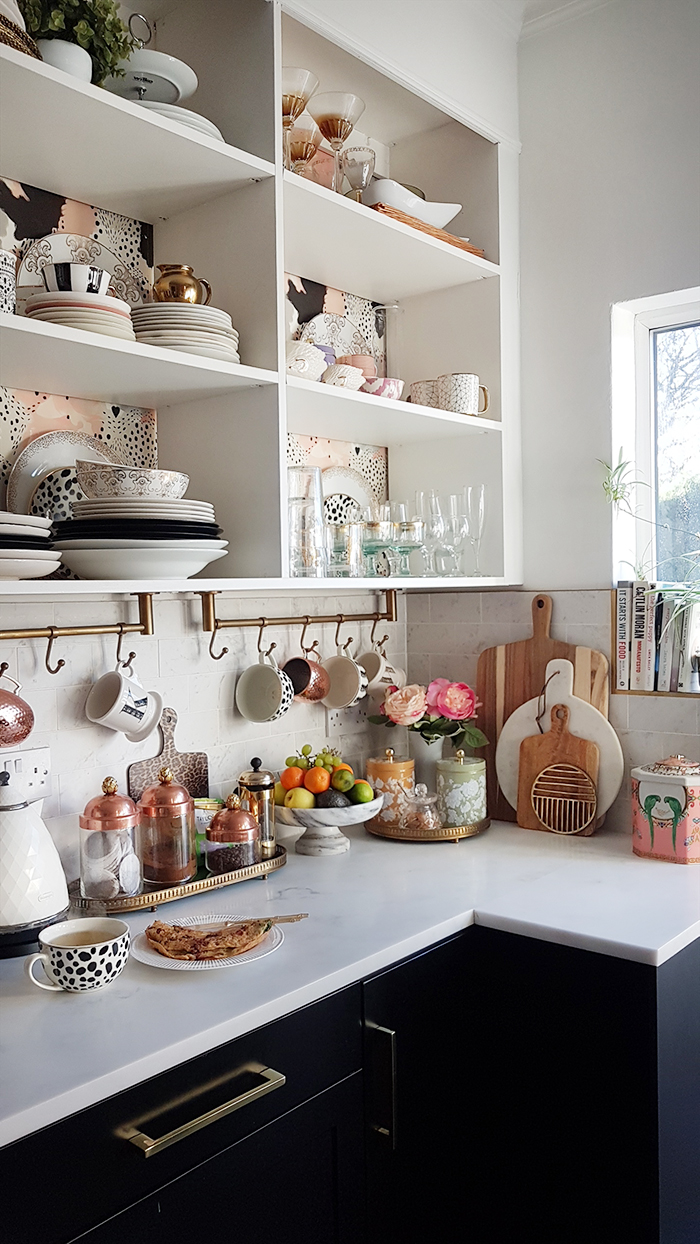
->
xmin=316 ymin=789 xmax=351 ymax=808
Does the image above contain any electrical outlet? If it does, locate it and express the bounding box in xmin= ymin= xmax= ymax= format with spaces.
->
xmin=325 ymin=701 xmax=370 ymax=736
xmin=0 ymin=747 xmax=52 ymax=804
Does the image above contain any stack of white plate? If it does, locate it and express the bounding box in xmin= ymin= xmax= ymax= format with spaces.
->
xmin=138 ymin=101 xmax=225 ymax=142
xmin=131 ymin=304 xmax=240 ymax=363
xmin=0 ymin=511 xmax=62 ymax=579
xmin=24 ymin=291 xmax=136 ymax=341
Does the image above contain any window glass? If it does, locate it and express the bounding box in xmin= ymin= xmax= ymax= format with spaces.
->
xmin=654 ymin=322 xmax=700 ymax=582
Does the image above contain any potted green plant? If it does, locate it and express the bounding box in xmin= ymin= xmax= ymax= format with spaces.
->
xmin=18 ymin=0 xmax=133 ymax=84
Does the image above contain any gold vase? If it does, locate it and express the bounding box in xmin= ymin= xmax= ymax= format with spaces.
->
xmin=152 ymin=264 xmax=212 ymax=305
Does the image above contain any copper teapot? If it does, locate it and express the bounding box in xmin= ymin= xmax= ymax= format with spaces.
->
xmin=0 ymin=666 xmax=34 ymax=747
xmin=152 ymin=264 xmax=212 ymax=305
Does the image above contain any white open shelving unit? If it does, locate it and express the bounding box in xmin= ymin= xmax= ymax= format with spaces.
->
xmin=0 ymin=0 xmax=522 ymax=599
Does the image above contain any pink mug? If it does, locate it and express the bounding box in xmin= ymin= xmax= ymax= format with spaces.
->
xmin=336 ymin=353 xmax=377 ymax=379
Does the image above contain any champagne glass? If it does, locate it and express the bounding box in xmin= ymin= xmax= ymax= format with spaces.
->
xmin=414 ymin=491 xmax=447 ymax=576
xmin=282 ymin=68 xmax=319 ymax=170
xmin=446 ymin=493 xmax=469 ymax=576
xmin=341 ymin=146 xmax=375 ymax=202
xmin=288 ymin=117 xmax=322 ymax=175
xmin=464 ymin=484 xmax=486 ymax=576
xmin=308 ymin=92 xmax=365 ymax=193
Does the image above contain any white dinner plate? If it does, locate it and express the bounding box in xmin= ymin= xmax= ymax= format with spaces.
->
xmin=72 ymin=498 xmax=214 ymax=511
xmin=132 ymin=306 xmax=233 ymax=325
xmin=7 ymin=432 xmax=125 ymax=515
xmin=54 ymin=539 xmax=227 ymax=550
xmin=142 ymin=111 xmax=224 ymax=141
xmin=0 ymin=548 xmax=60 ymax=560
xmin=17 ymin=233 xmax=148 ymax=306
xmin=137 ymin=341 xmax=241 ymax=362
xmin=135 ymin=331 xmax=239 ymax=346
xmin=130 ymin=915 xmax=283 ymax=971
xmin=25 ymin=291 xmax=131 ymax=315
xmin=133 ymin=321 xmax=237 ymax=336
xmin=59 ymin=546 xmax=227 ymax=579
xmin=27 ymin=310 xmax=135 ymax=328
xmin=72 ymin=502 xmax=215 ymax=516
xmin=0 ymin=523 xmax=52 ymax=538
xmin=0 ymin=559 xmax=60 ymax=579
xmin=139 ymin=102 xmax=224 ymax=139
xmin=321 ymin=466 xmax=377 ymax=515
xmin=0 ymin=511 xmax=52 ymax=529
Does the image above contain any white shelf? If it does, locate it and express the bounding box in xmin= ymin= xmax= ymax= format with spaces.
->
xmin=0 ymin=45 xmax=273 ymax=221
xmin=0 ymin=315 xmax=277 ymax=407
xmin=0 ymin=576 xmax=512 ymax=597
xmin=284 ymin=172 xmax=500 ymax=302
xmin=286 ymin=376 xmax=502 ymax=444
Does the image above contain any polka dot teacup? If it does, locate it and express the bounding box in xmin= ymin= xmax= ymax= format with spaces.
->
xmin=25 ymin=918 xmax=130 ymax=992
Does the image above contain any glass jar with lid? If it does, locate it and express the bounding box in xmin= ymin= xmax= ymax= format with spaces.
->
xmin=238 ymin=758 xmax=276 ymax=857
xmin=400 ymin=783 xmax=443 ymax=835
xmin=137 ymin=767 xmax=196 ymax=886
xmin=79 ymin=777 xmax=142 ymax=900
xmin=204 ymin=794 xmax=261 ymax=874
xmin=436 ymin=750 xmax=487 ymax=831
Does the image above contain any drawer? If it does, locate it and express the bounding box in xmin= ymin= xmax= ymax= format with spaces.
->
xmin=1 ymin=983 xmax=361 ymax=1244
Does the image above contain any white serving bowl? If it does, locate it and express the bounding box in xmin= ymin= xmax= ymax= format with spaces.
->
xmin=362 ymin=178 xmax=461 ymax=229
xmin=75 ymin=461 xmax=189 ymax=500
xmin=59 ymin=546 xmax=227 ymax=580
xmin=276 ymin=794 xmax=384 ymax=830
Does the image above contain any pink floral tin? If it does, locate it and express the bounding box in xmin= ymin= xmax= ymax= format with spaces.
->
xmin=631 ymin=755 xmax=700 ymax=863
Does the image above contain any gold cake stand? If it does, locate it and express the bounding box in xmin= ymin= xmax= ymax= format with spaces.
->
xmin=365 ymin=818 xmax=490 ymax=843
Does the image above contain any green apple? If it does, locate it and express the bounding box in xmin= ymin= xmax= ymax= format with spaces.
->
xmin=274 ymin=781 xmax=287 ymax=806
xmin=349 ymin=780 xmax=374 ymax=804
xmin=284 ymin=787 xmax=316 ymax=809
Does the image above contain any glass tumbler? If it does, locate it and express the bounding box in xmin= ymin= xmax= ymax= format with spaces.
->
xmin=326 ymin=522 xmax=363 ymax=576
xmin=288 ymin=466 xmax=327 ymax=578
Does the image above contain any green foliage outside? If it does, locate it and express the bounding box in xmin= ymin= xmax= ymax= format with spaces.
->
xmin=19 ymin=0 xmax=134 ymax=85
xmin=657 ymin=476 xmax=700 ymax=583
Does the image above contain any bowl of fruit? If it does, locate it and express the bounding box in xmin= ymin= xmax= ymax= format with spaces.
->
xmin=274 ymin=744 xmax=384 ymax=856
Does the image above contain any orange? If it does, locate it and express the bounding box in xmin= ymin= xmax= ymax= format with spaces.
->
xmin=335 ymin=762 xmax=354 ymax=775
xmin=280 ymin=766 xmax=305 ymax=790
xmin=304 ymin=766 xmax=331 ymax=794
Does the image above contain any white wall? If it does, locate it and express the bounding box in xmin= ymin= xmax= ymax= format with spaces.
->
xmin=519 ymin=0 xmax=700 ymax=588
xmin=281 ymin=0 xmax=523 ymax=143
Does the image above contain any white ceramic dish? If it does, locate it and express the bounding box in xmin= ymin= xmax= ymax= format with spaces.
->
xmin=72 ymin=504 xmax=215 ymax=519
xmin=138 ymin=102 xmax=224 ymax=141
xmin=0 ymin=559 xmax=60 ymax=579
xmin=276 ymin=795 xmax=384 ymax=831
xmin=137 ymin=341 xmax=241 ymax=363
xmin=17 ymin=234 xmax=148 ymax=307
xmin=59 ymin=545 xmax=227 ymax=579
xmin=28 ymin=318 xmax=136 ymax=340
xmin=129 ymin=915 xmax=283 ymax=972
xmin=27 ymin=306 xmax=131 ymax=323
xmin=103 ymin=49 xmax=198 ymax=104
xmin=72 ymin=499 xmax=214 ymax=512
xmin=132 ymin=304 xmax=232 ymax=322
xmin=54 ymin=539 xmax=228 ymax=550
xmin=0 ymin=548 xmax=60 ymax=560
xmin=26 ymin=291 xmax=131 ymax=316
xmin=75 ymin=461 xmax=189 ymax=500
xmin=363 ymin=178 xmax=462 ymax=229
xmin=136 ymin=331 xmax=239 ymax=346
xmin=7 ymin=432 xmax=125 ymax=515
xmin=0 ymin=522 xmax=52 ymax=538
xmin=321 ymin=465 xmax=376 ymax=515
xmin=0 ymin=511 xmax=52 ymax=529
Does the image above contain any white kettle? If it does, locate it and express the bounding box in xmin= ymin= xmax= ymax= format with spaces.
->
xmin=0 ymin=770 xmax=69 ymax=957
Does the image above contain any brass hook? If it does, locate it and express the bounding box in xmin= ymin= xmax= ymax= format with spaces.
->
xmin=300 ymin=616 xmax=311 ymax=653
xmin=0 ymin=662 xmax=8 ymax=680
xmin=370 ymin=617 xmax=390 ymax=652
xmin=115 ymin=624 xmax=137 ymax=672
xmin=257 ymin=618 xmax=267 ymax=654
xmin=208 ymin=625 xmax=229 ymax=661
xmin=45 ymin=627 xmax=65 ymax=676
xmin=334 ymin=615 xmax=345 ymax=648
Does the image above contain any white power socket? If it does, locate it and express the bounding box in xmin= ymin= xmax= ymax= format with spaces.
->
xmin=325 ymin=701 xmax=370 ymax=736
xmin=0 ymin=747 xmax=52 ymax=804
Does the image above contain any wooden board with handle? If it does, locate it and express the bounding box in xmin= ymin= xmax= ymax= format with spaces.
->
xmin=127 ymin=707 xmax=209 ymax=802
xmin=476 ymin=594 xmax=609 ymax=822
xmin=517 ymin=704 xmax=600 ymax=834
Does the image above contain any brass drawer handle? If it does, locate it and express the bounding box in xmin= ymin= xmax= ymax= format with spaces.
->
xmin=119 ymin=1062 xmax=285 ymax=1158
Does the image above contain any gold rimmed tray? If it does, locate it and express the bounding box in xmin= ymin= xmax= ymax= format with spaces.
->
xmin=69 ymin=846 xmax=287 ymax=913
xmin=365 ymin=818 xmax=490 ymax=843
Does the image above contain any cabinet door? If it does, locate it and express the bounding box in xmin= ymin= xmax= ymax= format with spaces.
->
xmin=78 ymin=1072 xmax=365 ymax=1244
xmin=363 ymin=931 xmax=474 ymax=1244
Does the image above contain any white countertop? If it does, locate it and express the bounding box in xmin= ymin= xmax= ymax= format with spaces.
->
xmin=2 ymin=821 xmax=700 ymax=1148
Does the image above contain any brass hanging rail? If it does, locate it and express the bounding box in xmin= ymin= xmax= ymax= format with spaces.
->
xmin=0 ymin=593 xmax=155 ymax=645
xmin=198 ymin=589 xmax=398 ymax=662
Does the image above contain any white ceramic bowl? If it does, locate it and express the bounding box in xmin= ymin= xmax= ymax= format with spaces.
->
xmin=75 ymin=461 xmax=189 ymax=500
xmin=59 ymin=546 xmax=227 ymax=580
xmin=363 ymin=178 xmax=461 ymax=229
xmin=276 ymin=794 xmax=384 ymax=829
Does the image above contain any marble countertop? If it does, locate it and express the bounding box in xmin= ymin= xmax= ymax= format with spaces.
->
xmin=2 ymin=821 xmax=700 ymax=1148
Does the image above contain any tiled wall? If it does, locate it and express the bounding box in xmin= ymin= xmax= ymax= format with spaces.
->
xmin=0 ymin=590 xmax=406 ymax=880
xmin=406 ymin=589 xmax=700 ymax=834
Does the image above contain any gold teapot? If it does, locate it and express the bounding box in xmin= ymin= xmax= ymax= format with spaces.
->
xmin=152 ymin=264 xmax=212 ymax=305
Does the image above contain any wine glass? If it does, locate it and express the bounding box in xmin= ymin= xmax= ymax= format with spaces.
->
xmin=308 ymin=92 xmax=365 ymax=193
xmin=361 ymin=520 xmax=393 ymax=577
xmin=446 ymin=493 xmax=470 ymax=576
xmin=341 ymin=146 xmax=375 ymax=201
xmin=464 ymin=484 xmax=486 ymax=575
xmin=288 ymin=117 xmax=322 ymax=176
xmin=414 ymin=491 xmax=447 ymax=576
xmin=281 ymin=68 xmax=318 ymax=170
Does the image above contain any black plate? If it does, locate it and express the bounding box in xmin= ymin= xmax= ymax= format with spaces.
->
xmin=0 ymin=534 xmax=54 ymax=550
xmin=53 ymin=520 xmax=222 ymax=539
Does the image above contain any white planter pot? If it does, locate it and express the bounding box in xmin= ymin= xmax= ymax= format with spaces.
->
xmin=36 ymin=38 xmax=92 ymax=82
xmin=408 ymin=733 xmax=444 ymax=789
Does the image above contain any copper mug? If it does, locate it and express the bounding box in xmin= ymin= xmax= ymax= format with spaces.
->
xmin=283 ymin=641 xmax=331 ymax=702
xmin=152 ymin=264 xmax=212 ymax=305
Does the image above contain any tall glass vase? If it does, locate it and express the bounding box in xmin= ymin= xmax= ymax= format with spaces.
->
xmin=408 ymin=733 xmax=444 ymax=790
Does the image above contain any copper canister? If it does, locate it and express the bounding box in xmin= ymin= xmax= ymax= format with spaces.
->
xmin=79 ymin=777 xmax=142 ymax=900
xmin=238 ymin=758 xmax=276 ymax=858
xmin=366 ymin=748 xmax=415 ymax=828
xmin=138 ymin=767 xmax=196 ymax=885
xmin=205 ymin=794 xmax=261 ymax=874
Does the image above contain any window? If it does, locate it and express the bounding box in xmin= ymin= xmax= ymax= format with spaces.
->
xmin=611 ymin=288 xmax=700 ymax=584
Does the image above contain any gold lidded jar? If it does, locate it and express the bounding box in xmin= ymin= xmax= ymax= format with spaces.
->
xmin=79 ymin=777 xmax=142 ymax=900
xmin=152 ymin=264 xmax=212 ymax=305
xmin=436 ymin=750 xmax=487 ymax=831
xmin=365 ymin=748 xmax=414 ymax=827
xmin=205 ymin=793 xmax=261 ymax=874
xmin=238 ymin=757 xmax=276 ymax=858
xmin=137 ymin=767 xmax=196 ymax=886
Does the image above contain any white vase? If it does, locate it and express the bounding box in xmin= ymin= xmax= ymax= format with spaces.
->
xmin=36 ymin=38 xmax=93 ymax=82
xmin=408 ymin=733 xmax=444 ymax=789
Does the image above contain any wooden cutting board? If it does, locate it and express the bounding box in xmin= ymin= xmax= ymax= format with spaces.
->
xmin=517 ymin=704 xmax=600 ymax=835
xmin=127 ymin=707 xmax=209 ymax=802
xmin=476 ymin=594 xmax=609 ymax=822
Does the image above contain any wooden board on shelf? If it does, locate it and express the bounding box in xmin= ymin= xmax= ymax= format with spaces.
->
xmin=476 ymin=594 xmax=609 ymax=823
xmin=369 ymin=203 xmax=485 ymax=256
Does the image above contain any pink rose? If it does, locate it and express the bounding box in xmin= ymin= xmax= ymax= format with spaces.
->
xmin=427 ymin=679 xmax=478 ymax=721
xmin=384 ymin=684 xmax=427 ymax=727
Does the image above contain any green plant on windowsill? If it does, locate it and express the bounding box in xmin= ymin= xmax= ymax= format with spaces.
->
xmin=19 ymin=0 xmax=134 ymax=85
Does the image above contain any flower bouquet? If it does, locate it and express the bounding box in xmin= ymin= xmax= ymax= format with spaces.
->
xmin=369 ymin=679 xmax=488 ymax=751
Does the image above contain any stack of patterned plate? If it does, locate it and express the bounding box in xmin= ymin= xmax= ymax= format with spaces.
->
xmin=138 ymin=101 xmax=225 ymax=142
xmin=24 ymin=291 xmax=136 ymax=341
xmin=51 ymin=497 xmax=228 ymax=580
xmin=0 ymin=511 xmax=62 ymax=579
xmin=131 ymin=304 xmax=240 ymax=363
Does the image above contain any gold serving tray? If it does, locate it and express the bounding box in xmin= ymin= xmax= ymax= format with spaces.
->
xmin=69 ymin=847 xmax=287 ymax=913
xmin=365 ymin=818 xmax=490 ymax=843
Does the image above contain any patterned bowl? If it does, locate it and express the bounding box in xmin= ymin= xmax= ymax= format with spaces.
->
xmin=75 ymin=462 xmax=189 ymax=500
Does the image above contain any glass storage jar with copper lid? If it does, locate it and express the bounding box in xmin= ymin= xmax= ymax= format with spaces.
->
xmin=137 ymin=767 xmax=196 ymax=886
xmin=80 ymin=777 xmax=142 ymax=900
xmin=238 ymin=758 xmax=276 ymax=858
xmin=204 ymin=794 xmax=261 ymax=874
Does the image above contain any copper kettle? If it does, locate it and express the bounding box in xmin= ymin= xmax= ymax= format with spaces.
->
xmin=0 ymin=666 xmax=34 ymax=747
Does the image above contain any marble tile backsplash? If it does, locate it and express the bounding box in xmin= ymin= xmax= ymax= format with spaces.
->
xmin=0 ymin=591 xmax=406 ymax=880
xmin=406 ymin=589 xmax=699 ymax=835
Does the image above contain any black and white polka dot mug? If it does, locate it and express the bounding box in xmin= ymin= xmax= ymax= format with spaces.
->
xmin=25 ymin=918 xmax=130 ymax=992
